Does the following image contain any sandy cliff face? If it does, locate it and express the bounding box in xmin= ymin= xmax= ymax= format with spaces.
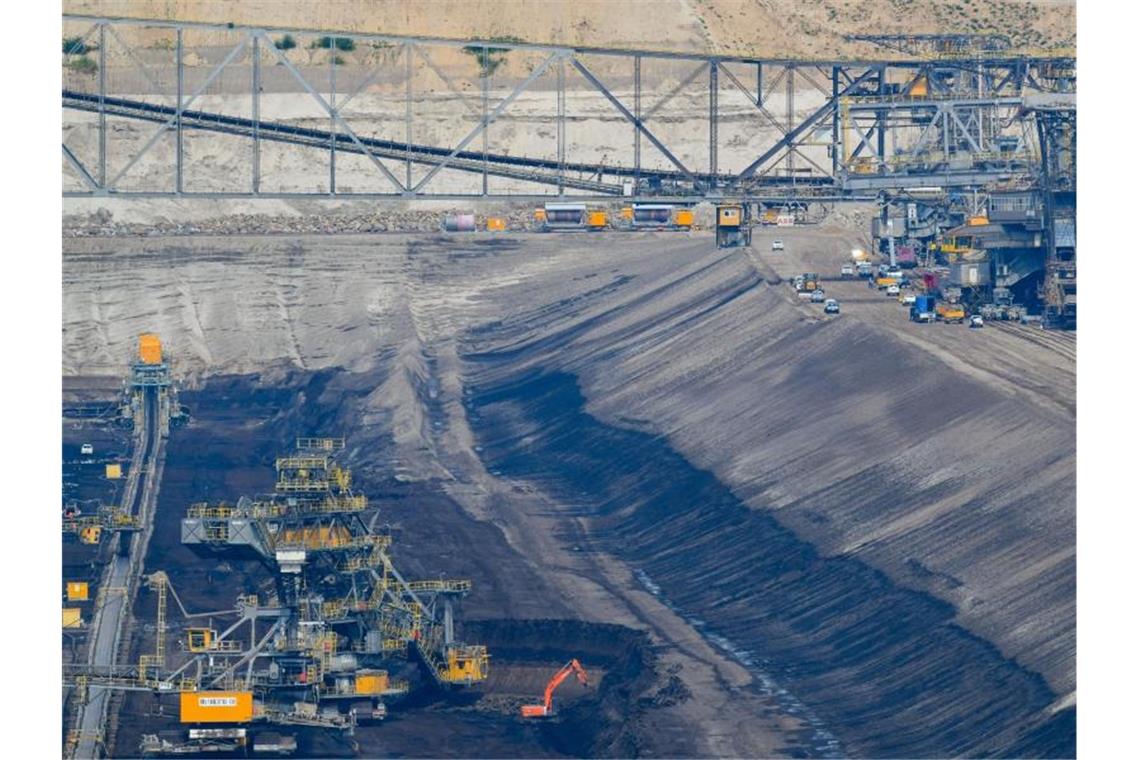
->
xmin=63 ymin=0 xmax=1074 ymax=57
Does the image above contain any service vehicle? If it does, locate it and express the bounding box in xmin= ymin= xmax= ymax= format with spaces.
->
xmin=911 ymin=294 xmax=937 ymax=323
xmin=840 ymin=264 xmax=854 ymax=278
xmin=824 ymin=298 xmax=840 ymax=314
xmin=886 ymin=284 xmax=901 ymax=296
xmin=970 ymin=314 xmax=984 ymax=329
xmin=772 ymin=239 xmax=785 ymax=251
xmin=936 ymin=302 xmax=967 ymax=324
xmin=811 ymin=289 xmax=826 ymax=303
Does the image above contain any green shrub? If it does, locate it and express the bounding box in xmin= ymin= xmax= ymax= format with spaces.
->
xmin=462 ymin=36 xmax=522 ymax=78
xmin=313 ymin=36 xmax=356 ymax=51
xmin=275 ymin=34 xmax=297 ymax=50
xmin=63 ymin=36 xmax=91 ymax=55
xmin=65 ymin=55 xmax=98 ymax=74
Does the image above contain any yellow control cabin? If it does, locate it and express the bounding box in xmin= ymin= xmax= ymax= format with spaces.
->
xmin=442 ymin=645 xmax=490 ymax=685
xmin=716 ymin=204 xmax=752 ymax=247
xmin=180 ymin=692 xmax=255 ymax=724
xmin=138 ymin=333 xmax=163 ymax=365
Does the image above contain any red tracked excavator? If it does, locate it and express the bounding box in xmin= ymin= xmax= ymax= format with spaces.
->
xmin=520 ymin=659 xmax=590 ymax=718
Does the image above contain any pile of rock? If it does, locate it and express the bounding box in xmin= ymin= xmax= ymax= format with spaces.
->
xmin=63 ymin=203 xmax=547 ymax=237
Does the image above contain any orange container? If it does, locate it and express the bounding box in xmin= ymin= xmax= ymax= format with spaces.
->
xmin=180 ymin=692 xmax=254 ymax=724
xmin=67 ymin=582 xmax=89 ymax=601
xmin=138 ymin=334 xmax=162 ymax=365
xmin=355 ymin=671 xmax=391 ymax=695
xmin=486 ymin=217 xmax=507 ymax=231
xmin=586 ymin=211 xmax=607 ymax=228
xmin=673 ymin=209 xmax=694 ymax=227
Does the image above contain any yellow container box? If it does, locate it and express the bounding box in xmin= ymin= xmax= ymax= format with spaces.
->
xmin=718 ymin=206 xmax=741 ymax=226
xmin=486 ymin=217 xmax=507 ymax=232
xmin=138 ymin=333 xmax=163 ymax=365
xmin=355 ymin=671 xmax=391 ymax=695
xmin=67 ymin=582 xmax=89 ymax=602
xmin=106 ymin=463 xmax=122 ymax=479
xmin=180 ymin=692 xmax=254 ymax=724
xmin=63 ymin=608 xmax=83 ymax=628
xmin=673 ymin=209 xmax=694 ymax=228
xmin=587 ymin=211 xmax=607 ymax=228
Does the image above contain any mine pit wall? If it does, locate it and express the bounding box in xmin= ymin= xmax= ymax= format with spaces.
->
xmin=64 ymin=232 xmax=1074 ymax=757
xmin=450 ymin=246 xmax=1074 ymax=756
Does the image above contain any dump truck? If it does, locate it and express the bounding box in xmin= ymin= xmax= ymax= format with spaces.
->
xmin=911 ymin=295 xmax=937 ymax=323
xmin=936 ymin=302 xmax=966 ymax=324
xmin=797 ymin=272 xmax=820 ymax=292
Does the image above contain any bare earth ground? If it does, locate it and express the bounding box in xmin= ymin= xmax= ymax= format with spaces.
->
xmin=64 ymin=0 xmax=1074 ymax=57
xmin=63 ymin=225 xmax=1074 ymax=757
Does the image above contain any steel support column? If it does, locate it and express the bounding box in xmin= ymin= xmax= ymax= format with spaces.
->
xmin=405 ymin=43 xmax=413 ymax=190
xmin=709 ymin=61 xmax=718 ymax=190
xmin=175 ymin=28 xmax=183 ymax=194
xmin=98 ymin=22 xmax=106 ymax=187
xmin=252 ymin=31 xmax=259 ymax=194
xmin=558 ymin=57 xmax=566 ymax=195
xmin=482 ymin=45 xmax=488 ymax=195
xmin=634 ymin=55 xmax=641 ymax=191
xmin=831 ymin=66 xmax=840 ymax=177
xmin=330 ymin=37 xmax=337 ymax=194
xmin=786 ymin=65 xmax=794 ymax=177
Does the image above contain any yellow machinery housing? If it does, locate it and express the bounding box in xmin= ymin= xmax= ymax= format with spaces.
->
xmin=486 ymin=217 xmax=506 ymax=231
xmin=354 ymin=670 xmax=391 ymax=695
xmin=105 ymin=463 xmax=122 ymax=480
xmin=673 ymin=208 xmax=694 ymax=228
xmin=80 ymin=526 xmax=102 ymax=544
xmin=138 ymin=333 xmax=163 ymax=365
xmin=586 ymin=210 xmax=608 ymax=229
xmin=180 ymin=692 xmax=255 ymax=724
xmin=63 ymin=608 xmax=83 ymax=628
xmin=716 ymin=204 xmax=752 ymax=248
xmin=67 ymin=582 xmax=89 ymax=601
xmin=442 ymin=645 xmax=490 ymax=685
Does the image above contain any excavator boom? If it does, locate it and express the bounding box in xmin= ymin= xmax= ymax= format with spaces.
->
xmin=520 ymin=659 xmax=589 ymax=718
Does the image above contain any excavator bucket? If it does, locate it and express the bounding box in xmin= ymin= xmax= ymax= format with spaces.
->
xmin=520 ymin=705 xmax=549 ymax=718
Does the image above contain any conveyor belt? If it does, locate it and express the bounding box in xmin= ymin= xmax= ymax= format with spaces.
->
xmin=63 ymin=90 xmax=835 ymax=195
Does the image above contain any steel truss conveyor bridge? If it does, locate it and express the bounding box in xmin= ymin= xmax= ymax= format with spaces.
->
xmin=61 ymin=16 xmax=1074 ymax=203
